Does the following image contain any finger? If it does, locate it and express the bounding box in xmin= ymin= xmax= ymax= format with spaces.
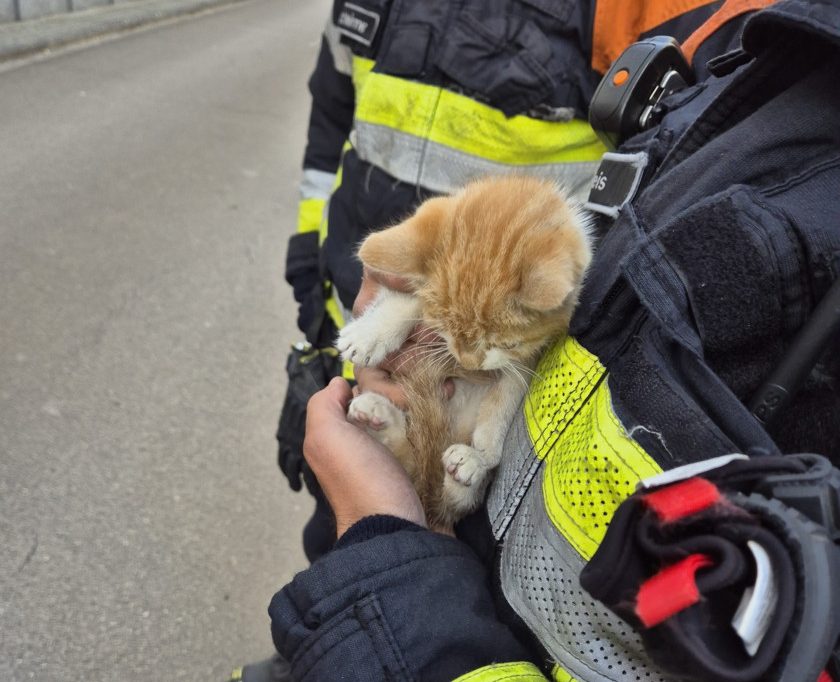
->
xmin=355 ymin=366 xmax=408 ymax=409
xmin=352 ymin=269 xmax=381 ymax=317
xmin=302 ymin=386 xmax=427 ymax=535
xmin=367 ymin=380 xmax=407 ymax=410
xmin=317 ymin=376 xmax=352 ymax=413
xmin=354 ymin=366 xmax=391 ymax=388
xmin=366 ymin=266 xmax=413 ymax=293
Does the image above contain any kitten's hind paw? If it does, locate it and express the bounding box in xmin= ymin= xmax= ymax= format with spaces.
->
xmin=347 ymin=392 xmax=407 ymax=452
xmin=441 ymin=445 xmax=495 ymax=518
xmin=348 ymin=391 xmax=401 ymax=431
xmin=442 ymin=444 xmax=489 ymax=488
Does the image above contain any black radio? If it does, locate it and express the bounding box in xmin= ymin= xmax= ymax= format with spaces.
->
xmin=589 ymin=36 xmax=693 ymax=149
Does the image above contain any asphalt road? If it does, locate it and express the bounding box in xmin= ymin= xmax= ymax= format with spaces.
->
xmin=0 ymin=0 xmax=328 ymax=678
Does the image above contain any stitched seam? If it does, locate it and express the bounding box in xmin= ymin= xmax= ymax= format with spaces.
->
xmin=286 ymin=548 xmax=475 ymax=635
xmin=763 ymin=155 xmax=840 ymax=197
xmin=456 ymin=663 xmax=545 ymax=681
xmin=358 ymin=595 xmax=415 ymax=682
xmin=460 ymin=673 xmax=545 ymax=682
xmin=293 ymin=606 xmax=362 ymax=679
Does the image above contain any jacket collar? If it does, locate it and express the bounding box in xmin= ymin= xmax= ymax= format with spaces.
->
xmin=744 ymin=0 xmax=840 ymax=53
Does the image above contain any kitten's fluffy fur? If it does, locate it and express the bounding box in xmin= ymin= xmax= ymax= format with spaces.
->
xmin=338 ymin=176 xmax=592 ymax=527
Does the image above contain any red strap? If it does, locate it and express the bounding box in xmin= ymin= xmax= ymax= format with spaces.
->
xmin=635 ymin=554 xmax=714 ymax=627
xmin=818 ymin=671 xmax=834 ymax=682
xmin=643 ymin=477 xmax=721 ymax=522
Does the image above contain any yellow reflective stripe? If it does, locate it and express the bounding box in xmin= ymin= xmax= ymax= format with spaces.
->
xmin=296 ymin=197 xmax=326 ymax=234
xmin=351 ymin=56 xmax=375 ymax=97
xmin=342 ymin=359 xmax=355 ymax=381
xmin=453 ymin=661 xmax=548 ymax=682
xmin=354 ymin=68 xmax=606 ymax=166
xmin=322 ymin=297 xmax=354 ymax=379
xmin=324 ymin=290 xmax=345 ymax=329
xmin=551 ymin=664 xmax=579 ymax=682
xmin=321 ymin=287 xmax=354 ymax=379
xmin=525 ymin=336 xmax=662 ymax=560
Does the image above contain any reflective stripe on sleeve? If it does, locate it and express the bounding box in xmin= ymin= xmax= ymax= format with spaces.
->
xmin=453 ymin=662 xmax=548 ymax=682
xmin=323 ymin=289 xmax=354 ymax=379
xmin=297 ymin=169 xmax=335 ymax=234
xmin=324 ymin=20 xmax=353 ymax=76
xmin=300 ymin=168 xmax=337 ymax=201
xmin=296 ymin=197 xmax=327 ymax=234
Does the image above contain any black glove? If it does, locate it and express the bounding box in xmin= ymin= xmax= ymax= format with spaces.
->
xmin=277 ymin=343 xmax=341 ymax=492
xmin=285 ymin=232 xmax=320 ymax=305
xmin=580 ymin=453 xmax=840 ymax=682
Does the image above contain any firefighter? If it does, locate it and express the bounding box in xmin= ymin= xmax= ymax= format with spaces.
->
xmin=277 ymin=0 xmax=724 ymax=563
xmin=266 ymin=1 xmax=840 ymax=681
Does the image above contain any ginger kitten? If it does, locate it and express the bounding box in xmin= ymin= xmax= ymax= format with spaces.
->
xmin=338 ymin=175 xmax=592 ymax=527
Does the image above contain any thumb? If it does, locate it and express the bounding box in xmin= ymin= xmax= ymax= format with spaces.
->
xmin=325 ymin=376 xmax=353 ymax=407
xmin=309 ymin=377 xmax=352 ymax=418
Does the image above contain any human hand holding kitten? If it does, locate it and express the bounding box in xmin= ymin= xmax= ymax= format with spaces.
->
xmin=303 ymin=376 xmax=427 ymax=538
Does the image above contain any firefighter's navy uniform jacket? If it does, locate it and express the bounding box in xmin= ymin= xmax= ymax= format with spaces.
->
xmin=286 ymin=0 xmax=723 ymax=349
xmin=271 ymin=1 xmax=840 ymax=680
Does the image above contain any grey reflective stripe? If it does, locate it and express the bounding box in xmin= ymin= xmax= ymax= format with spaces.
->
xmin=353 ymin=121 xmax=600 ymax=199
xmin=499 ymin=478 xmax=668 ymax=682
xmin=490 ymin=410 xmax=668 ymax=681
xmin=324 ymin=20 xmax=353 ymax=76
xmin=300 ymin=168 xmax=337 ymax=200
xmin=487 ymin=404 xmax=542 ymax=540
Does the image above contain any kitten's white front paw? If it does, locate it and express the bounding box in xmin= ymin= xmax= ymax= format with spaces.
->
xmin=347 ymin=392 xmax=407 ymax=451
xmin=442 ymin=443 xmax=489 ymax=488
xmin=336 ymin=320 xmax=393 ymax=366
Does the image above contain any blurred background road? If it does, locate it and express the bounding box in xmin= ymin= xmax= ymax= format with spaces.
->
xmin=0 ymin=0 xmax=328 ymax=678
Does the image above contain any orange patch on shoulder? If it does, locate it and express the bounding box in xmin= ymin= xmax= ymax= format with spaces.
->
xmin=681 ymin=0 xmax=776 ymax=64
xmin=592 ymin=0 xmax=718 ymax=74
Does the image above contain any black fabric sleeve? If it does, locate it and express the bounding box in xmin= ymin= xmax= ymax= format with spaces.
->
xmin=334 ymin=514 xmax=425 ymax=549
xmin=285 ymin=231 xmax=320 ymax=305
xmin=269 ymin=529 xmax=535 ymax=681
xmin=302 ymin=36 xmax=355 ymax=174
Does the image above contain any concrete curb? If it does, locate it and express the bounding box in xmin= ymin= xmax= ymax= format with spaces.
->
xmin=0 ymin=0 xmax=247 ymax=62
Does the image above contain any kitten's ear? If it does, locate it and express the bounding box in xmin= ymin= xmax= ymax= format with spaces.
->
xmin=518 ymin=253 xmax=580 ymax=312
xmin=358 ymin=196 xmax=449 ymax=280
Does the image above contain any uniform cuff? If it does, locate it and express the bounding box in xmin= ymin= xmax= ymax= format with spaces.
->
xmin=335 ymin=515 xmax=426 ymax=549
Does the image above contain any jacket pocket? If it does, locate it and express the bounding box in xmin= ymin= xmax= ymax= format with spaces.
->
xmin=644 ymin=188 xmax=795 ymax=398
xmin=291 ymin=594 xmax=415 ymax=682
xmin=515 ymin=0 xmax=573 ymax=23
xmin=433 ymin=10 xmax=555 ymax=116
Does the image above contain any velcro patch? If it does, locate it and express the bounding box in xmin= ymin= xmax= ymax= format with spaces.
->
xmin=336 ymin=3 xmax=381 ymax=47
xmin=584 ymin=151 xmax=648 ymax=218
